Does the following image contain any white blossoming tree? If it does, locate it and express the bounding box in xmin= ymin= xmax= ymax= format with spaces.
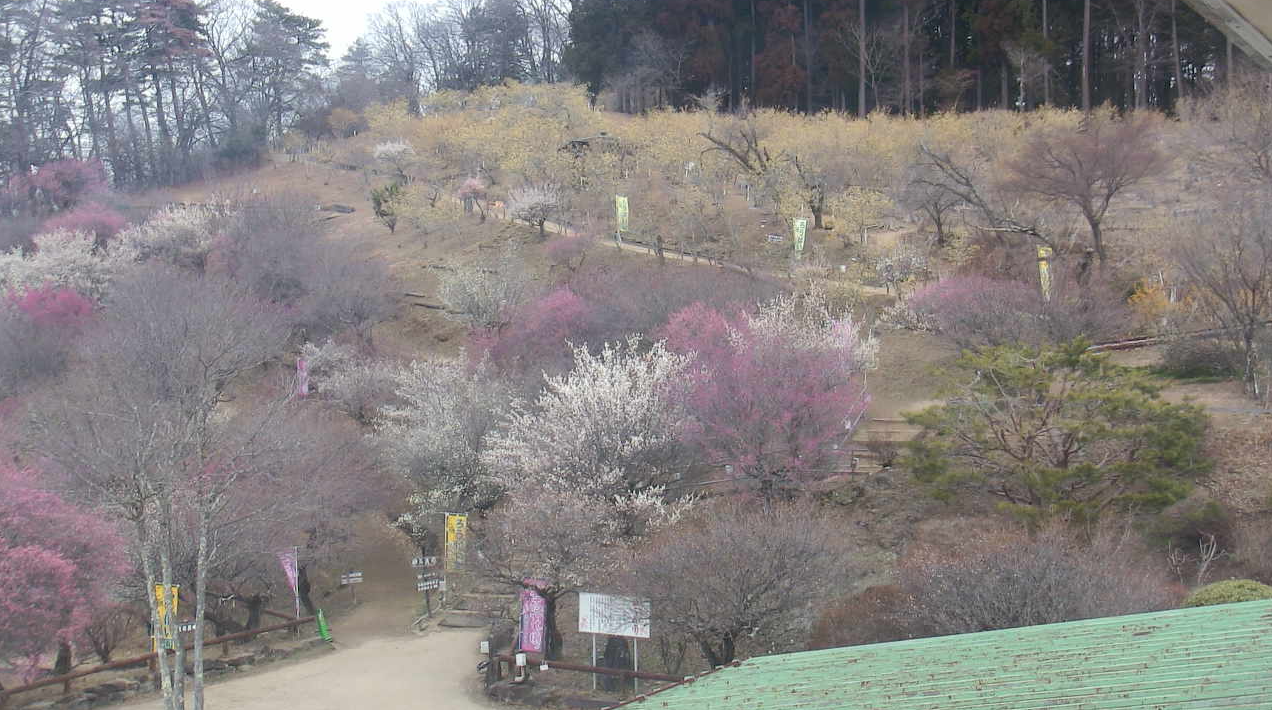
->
xmin=436 ymin=246 xmax=530 ymax=331
xmin=507 ymin=183 xmax=564 ymax=240
xmin=378 ymin=359 xmax=512 ymax=516
xmin=300 ymin=340 xmax=397 ymax=424
xmin=112 ymin=204 xmax=224 ymax=272
xmin=373 ymin=140 xmax=417 ymax=182
xmin=481 ymin=337 xmax=693 ymax=501
xmin=0 ymin=229 xmax=136 ymax=299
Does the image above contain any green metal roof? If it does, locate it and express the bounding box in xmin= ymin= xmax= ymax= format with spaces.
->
xmin=614 ymin=600 xmax=1272 ymax=709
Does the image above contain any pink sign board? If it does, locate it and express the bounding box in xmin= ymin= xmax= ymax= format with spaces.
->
xmin=519 ymin=580 xmax=547 ymax=653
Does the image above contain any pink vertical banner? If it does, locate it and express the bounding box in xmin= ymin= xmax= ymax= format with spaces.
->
xmin=519 ymin=580 xmax=547 ymax=653
xmin=296 ymin=357 xmax=310 ymax=397
xmin=277 ymin=549 xmax=300 ymax=618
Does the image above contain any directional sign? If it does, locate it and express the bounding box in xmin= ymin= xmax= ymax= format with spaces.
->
xmin=340 ymin=571 xmax=364 ymax=585
xmin=417 ymin=572 xmax=443 ymax=591
xmin=411 ymin=556 xmax=439 ymax=569
xmin=177 ymin=621 xmax=196 ymax=634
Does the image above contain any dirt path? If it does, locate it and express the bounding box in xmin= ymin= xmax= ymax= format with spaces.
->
xmin=118 ymin=628 xmax=493 ymax=710
xmin=118 ymin=516 xmax=496 ymax=710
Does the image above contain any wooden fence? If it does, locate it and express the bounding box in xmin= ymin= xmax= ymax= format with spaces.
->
xmin=0 ymin=616 xmax=315 ymax=708
xmin=490 ymin=654 xmax=680 ymax=684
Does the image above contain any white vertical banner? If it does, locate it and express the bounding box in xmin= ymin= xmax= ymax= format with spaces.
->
xmin=296 ymin=357 xmax=310 ymax=397
xmin=277 ymin=548 xmax=300 ymax=618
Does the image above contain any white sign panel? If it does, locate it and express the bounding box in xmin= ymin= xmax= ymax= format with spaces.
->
xmin=578 ymin=592 xmax=650 ymax=638
xmin=340 ymin=572 xmax=363 ymax=585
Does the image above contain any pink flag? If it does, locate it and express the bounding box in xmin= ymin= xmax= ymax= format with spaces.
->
xmin=296 ymin=357 xmax=310 ymax=397
xmin=519 ymin=580 xmax=547 ymax=653
xmin=277 ymin=549 xmax=300 ymax=618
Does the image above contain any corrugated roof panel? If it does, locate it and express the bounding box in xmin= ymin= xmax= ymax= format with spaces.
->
xmin=613 ymin=600 xmax=1272 ymax=710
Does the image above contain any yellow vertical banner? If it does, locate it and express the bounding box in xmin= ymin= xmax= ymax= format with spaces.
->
xmin=445 ymin=513 xmax=468 ymax=571
xmin=615 ymin=195 xmax=630 ymax=234
xmin=1037 ymin=246 xmax=1053 ymax=301
xmin=793 ymin=218 xmax=808 ymax=253
xmin=153 ymin=585 xmax=180 ymax=650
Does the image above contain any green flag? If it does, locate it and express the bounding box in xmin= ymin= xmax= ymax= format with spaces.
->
xmin=317 ymin=609 xmax=333 ymax=643
xmin=615 ymin=195 xmax=630 ymax=233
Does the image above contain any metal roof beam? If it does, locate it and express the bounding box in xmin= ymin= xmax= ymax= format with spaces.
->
xmin=1184 ymin=0 xmax=1272 ymax=70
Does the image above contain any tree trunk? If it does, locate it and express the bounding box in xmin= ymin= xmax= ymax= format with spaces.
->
xmin=1144 ymin=3 xmax=1154 ymax=109
xmin=858 ymin=0 xmax=867 ymax=117
xmin=1001 ymin=63 xmax=1010 ymax=108
xmin=158 ymin=510 xmax=186 ymax=710
xmin=804 ymin=0 xmax=813 ymax=114
xmin=1043 ymin=0 xmax=1051 ymax=105
xmin=919 ymin=50 xmax=926 ymax=117
xmin=1226 ymin=36 xmax=1234 ymax=85
xmin=1172 ymin=0 xmax=1184 ymax=103
xmin=700 ymin=633 xmax=736 ymax=667
xmin=600 ymin=637 xmax=633 ymax=692
xmin=949 ymin=0 xmax=956 ymax=68
xmin=751 ymin=0 xmax=757 ymax=104
xmin=544 ymin=595 xmax=564 ymax=660
xmin=192 ymin=512 xmax=209 ymax=710
xmin=137 ymin=517 xmax=179 ymax=710
xmin=1088 ymin=214 xmax=1106 ymax=266
xmin=903 ymin=4 xmax=912 ymax=115
xmin=151 ymin=71 xmax=173 ymax=184
xmin=1082 ymin=0 xmax=1092 ymax=112
xmin=53 ymin=640 xmax=72 ymax=676
xmin=297 ymin=565 xmax=317 ymax=616
xmin=927 ymin=204 xmax=947 ymax=247
xmin=1243 ymin=330 xmax=1257 ymax=394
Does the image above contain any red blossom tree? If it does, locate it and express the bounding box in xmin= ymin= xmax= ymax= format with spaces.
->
xmin=471 ymin=285 xmax=598 ymax=384
xmin=6 ymin=159 xmax=108 ymax=215
xmin=0 ymin=466 xmax=129 ymax=683
xmin=660 ymin=295 xmax=874 ymax=494
xmin=8 ymin=284 xmax=94 ymax=331
xmin=0 ymin=285 xmax=95 ymax=396
xmin=40 ymin=202 xmax=128 ymax=246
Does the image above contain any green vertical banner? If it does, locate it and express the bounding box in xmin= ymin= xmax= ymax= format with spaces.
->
xmin=615 ymin=195 xmax=630 ymax=234
xmin=316 ymin=609 xmax=333 ymax=642
xmin=793 ymin=218 xmax=808 ymax=253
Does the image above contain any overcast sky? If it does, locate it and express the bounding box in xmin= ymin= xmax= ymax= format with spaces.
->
xmin=277 ymin=0 xmax=399 ymax=61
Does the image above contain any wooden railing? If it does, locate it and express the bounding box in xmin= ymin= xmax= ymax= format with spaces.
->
xmin=0 ymin=616 xmax=315 ymax=708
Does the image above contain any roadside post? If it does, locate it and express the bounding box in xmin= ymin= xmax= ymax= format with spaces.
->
xmin=339 ymin=571 xmax=363 ymax=604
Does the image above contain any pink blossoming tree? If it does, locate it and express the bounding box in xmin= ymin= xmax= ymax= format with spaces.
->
xmin=661 ymin=292 xmax=876 ymax=494
xmin=0 ymin=465 xmax=128 ymax=684
xmin=40 ymin=202 xmax=128 ymax=246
